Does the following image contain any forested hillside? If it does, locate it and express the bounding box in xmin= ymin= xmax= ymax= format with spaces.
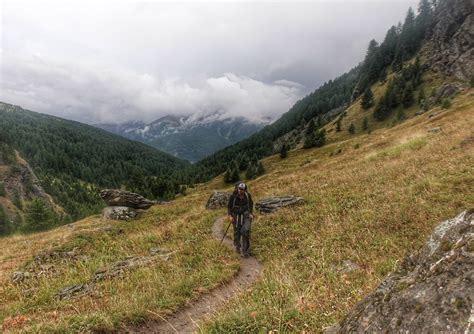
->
xmin=189 ymin=0 xmax=441 ymax=183
xmin=0 ymin=103 xmax=190 ymax=222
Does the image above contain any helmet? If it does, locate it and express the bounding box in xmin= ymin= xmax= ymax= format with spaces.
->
xmin=238 ymin=182 xmax=246 ymax=190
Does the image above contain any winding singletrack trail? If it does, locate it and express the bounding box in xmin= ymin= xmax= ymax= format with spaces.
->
xmin=124 ymin=216 xmax=262 ymax=333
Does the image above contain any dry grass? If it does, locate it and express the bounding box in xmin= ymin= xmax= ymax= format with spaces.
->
xmin=202 ymin=87 xmax=473 ymax=332
xmin=0 ymin=78 xmax=472 ymax=333
xmin=0 ymin=191 xmax=240 ymax=333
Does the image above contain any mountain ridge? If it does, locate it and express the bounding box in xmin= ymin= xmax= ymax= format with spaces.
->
xmin=96 ymin=112 xmax=268 ymax=162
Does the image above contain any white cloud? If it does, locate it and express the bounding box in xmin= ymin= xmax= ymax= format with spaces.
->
xmin=0 ymin=0 xmax=419 ymax=124
xmin=0 ymin=52 xmax=302 ymax=123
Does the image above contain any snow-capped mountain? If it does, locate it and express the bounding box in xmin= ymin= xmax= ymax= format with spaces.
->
xmin=96 ymin=111 xmax=269 ymax=162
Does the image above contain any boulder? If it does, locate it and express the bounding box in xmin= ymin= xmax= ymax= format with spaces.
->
xmin=94 ymin=255 xmax=155 ymax=281
xmin=428 ymin=0 xmax=473 ymax=81
xmin=435 ymin=83 xmax=463 ymax=101
xmin=325 ymin=209 xmax=474 ymax=333
xmin=102 ymin=206 xmax=139 ymax=221
xmin=206 ymin=191 xmax=232 ymax=209
xmin=56 ymin=284 xmax=92 ymax=300
xmin=255 ymin=196 xmax=305 ymax=214
xmin=99 ymin=189 xmax=154 ymax=209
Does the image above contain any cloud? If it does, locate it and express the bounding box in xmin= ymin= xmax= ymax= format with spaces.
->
xmin=0 ymin=0 xmax=420 ymax=124
xmin=0 ymin=52 xmax=303 ymax=124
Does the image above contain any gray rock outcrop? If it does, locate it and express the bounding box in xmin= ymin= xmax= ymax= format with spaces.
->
xmin=102 ymin=206 xmax=138 ymax=221
xmin=255 ymin=196 xmax=305 ymax=214
xmin=326 ymin=209 xmax=474 ymax=333
xmin=206 ymin=191 xmax=232 ymax=209
xmin=429 ymin=0 xmax=473 ymax=81
xmin=99 ymin=189 xmax=155 ymax=209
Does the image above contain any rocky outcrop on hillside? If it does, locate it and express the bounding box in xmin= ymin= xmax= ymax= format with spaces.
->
xmin=429 ymin=0 xmax=473 ymax=81
xmin=206 ymin=191 xmax=232 ymax=209
xmin=325 ymin=209 xmax=473 ymax=333
xmin=100 ymin=189 xmax=155 ymax=220
xmin=3 ymin=153 xmax=53 ymax=207
xmin=256 ymin=196 xmax=305 ymax=213
xmin=100 ymin=189 xmax=155 ymax=209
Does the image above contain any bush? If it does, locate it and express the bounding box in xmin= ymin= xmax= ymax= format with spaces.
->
xmin=348 ymin=123 xmax=356 ymax=134
xmin=0 ymin=182 xmax=5 ymax=197
xmin=441 ymin=99 xmax=451 ymax=109
xmin=22 ymin=198 xmax=57 ymax=232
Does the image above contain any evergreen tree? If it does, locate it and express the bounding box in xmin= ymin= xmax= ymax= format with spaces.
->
xmin=245 ymin=163 xmax=257 ymax=180
xmin=362 ymin=117 xmax=369 ymax=132
xmin=230 ymin=163 xmax=240 ymax=183
xmin=0 ymin=204 xmax=11 ymax=235
xmin=256 ymin=161 xmax=265 ymax=176
xmin=402 ymin=82 xmax=415 ymax=108
xmin=361 ymin=87 xmax=374 ymax=110
xmin=223 ymin=168 xmax=232 ymax=183
xmin=305 ymin=119 xmax=315 ymax=136
xmin=313 ymin=129 xmax=326 ymax=148
xmin=416 ymin=0 xmax=433 ymax=39
xmin=280 ymin=144 xmax=288 ymax=159
xmin=418 ymin=86 xmax=426 ymax=105
xmin=23 ymin=198 xmax=56 ymax=232
xmin=336 ymin=118 xmax=342 ymax=132
xmin=348 ymin=123 xmax=356 ymax=134
xmin=12 ymin=189 xmax=23 ymax=210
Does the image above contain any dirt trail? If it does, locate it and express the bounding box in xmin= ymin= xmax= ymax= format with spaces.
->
xmin=124 ymin=216 xmax=262 ymax=333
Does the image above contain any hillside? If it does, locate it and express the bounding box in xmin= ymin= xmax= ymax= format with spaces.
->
xmin=0 ymin=102 xmax=190 ymax=223
xmin=0 ymin=140 xmax=66 ymax=234
xmin=96 ymin=113 xmax=267 ymax=162
xmin=0 ymin=0 xmax=472 ymax=331
xmin=190 ymin=0 xmax=473 ymax=183
xmin=0 ymin=80 xmax=472 ymax=332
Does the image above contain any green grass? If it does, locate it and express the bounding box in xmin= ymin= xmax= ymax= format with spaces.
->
xmin=201 ymin=87 xmax=474 ymax=332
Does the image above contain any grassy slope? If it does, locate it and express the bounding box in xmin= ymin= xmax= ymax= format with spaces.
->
xmin=0 ymin=76 xmax=472 ymax=333
xmin=0 ymin=191 xmax=239 ymax=333
xmin=202 ymin=84 xmax=473 ymax=332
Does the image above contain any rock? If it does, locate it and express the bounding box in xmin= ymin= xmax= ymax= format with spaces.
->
xmin=429 ymin=0 xmax=474 ymax=81
xmin=435 ymin=83 xmax=463 ymax=100
xmin=102 ymin=206 xmax=139 ymax=221
xmin=99 ymin=189 xmax=155 ymax=209
xmin=93 ymin=255 xmax=155 ymax=281
xmin=255 ymin=196 xmax=305 ymax=214
xmin=10 ymin=271 xmax=32 ymax=283
xmin=206 ymin=191 xmax=232 ymax=210
xmin=56 ymin=284 xmax=92 ymax=300
xmin=428 ymin=127 xmax=442 ymax=134
xmin=326 ymin=209 xmax=474 ymax=333
xmin=340 ymin=260 xmax=361 ymax=273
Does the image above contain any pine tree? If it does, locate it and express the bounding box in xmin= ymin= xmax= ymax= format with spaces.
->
xmin=256 ymin=162 xmax=265 ymax=176
xmin=0 ymin=204 xmax=11 ymax=235
xmin=402 ymin=82 xmax=415 ymax=108
xmin=348 ymin=123 xmax=356 ymax=134
xmin=416 ymin=0 xmax=433 ymax=39
xmin=362 ymin=117 xmax=369 ymax=131
xmin=280 ymin=144 xmax=288 ymax=159
xmin=306 ymin=119 xmax=315 ymax=136
xmin=23 ymin=198 xmax=55 ymax=232
xmin=245 ymin=163 xmax=257 ymax=180
xmin=361 ymin=87 xmax=374 ymax=110
xmin=313 ymin=129 xmax=326 ymax=148
xmin=418 ymin=86 xmax=426 ymax=105
xmin=336 ymin=118 xmax=342 ymax=132
xmin=223 ymin=168 xmax=232 ymax=183
xmin=231 ymin=162 xmax=240 ymax=183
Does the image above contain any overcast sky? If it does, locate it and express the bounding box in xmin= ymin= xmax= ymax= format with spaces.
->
xmin=0 ymin=0 xmax=419 ymax=124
